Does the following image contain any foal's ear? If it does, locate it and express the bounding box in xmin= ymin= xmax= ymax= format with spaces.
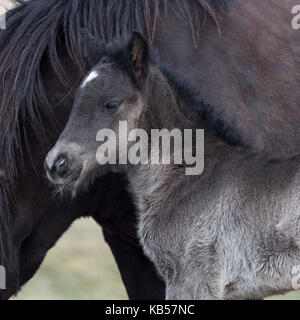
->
xmin=127 ymin=31 xmax=149 ymax=89
xmin=80 ymin=29 xmax=106 ymax=67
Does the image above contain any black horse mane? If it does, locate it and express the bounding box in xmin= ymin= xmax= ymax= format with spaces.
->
xmin=0 ymin=0 xmax=226 ymax=265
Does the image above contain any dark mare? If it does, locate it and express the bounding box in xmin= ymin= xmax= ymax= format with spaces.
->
xmin=0 ymin=0 xmax=299 ymax=299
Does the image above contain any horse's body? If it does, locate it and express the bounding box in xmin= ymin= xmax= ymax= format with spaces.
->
xmin=0 ymin=0 xmax=299 ymax=299
xmin=46 ymin=32 xmax=300 ymax=300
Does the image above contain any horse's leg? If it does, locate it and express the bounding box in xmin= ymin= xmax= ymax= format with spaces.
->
xmin=11 ymin=162 xmax=90 ymax=290
xmin=17 ymin=188 xmax=165 ymax=299
xmin=18 ymin=203 xmax=84 ymax=288
xmin=89 ymin=174 xmax=165 ymax=300
xmin=11 ymin=165 xmax=165 ymax=299
xmin=103 ymin=231 xmax=165 ymax=300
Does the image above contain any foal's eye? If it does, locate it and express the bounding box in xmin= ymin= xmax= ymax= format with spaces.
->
xmin=105 ymin=102 xmax=120 ymax=112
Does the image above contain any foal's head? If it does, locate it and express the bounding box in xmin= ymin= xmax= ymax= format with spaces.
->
xmin=45 ymin=31 xmax=179 ymax=193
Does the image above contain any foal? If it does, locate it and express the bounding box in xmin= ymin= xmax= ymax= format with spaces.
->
xmin=45 ymin=32 xmax=300 ymax=299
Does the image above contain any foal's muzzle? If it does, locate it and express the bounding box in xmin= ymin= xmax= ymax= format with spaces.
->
xmin=44 ymin=149 xmax=82 ymax=186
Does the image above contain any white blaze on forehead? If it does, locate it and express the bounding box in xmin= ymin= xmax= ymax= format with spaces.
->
xmin=81 ymin=70 xmax=99 ymax=88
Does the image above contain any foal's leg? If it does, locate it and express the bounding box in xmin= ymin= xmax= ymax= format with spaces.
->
xmin=166 ymin=281 xmax=217 ymax=300
xmin=165 ymin=271 xmax=218 ymax=300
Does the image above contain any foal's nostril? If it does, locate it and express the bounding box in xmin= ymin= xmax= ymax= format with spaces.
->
xmin=54 ymin=157 xmax=68 ymax=177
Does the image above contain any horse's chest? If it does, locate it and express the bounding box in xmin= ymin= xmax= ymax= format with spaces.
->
xmin=137 ymin=205 xmax=185 ymax=277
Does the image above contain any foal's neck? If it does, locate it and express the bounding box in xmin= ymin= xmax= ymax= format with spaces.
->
xmin=124 ymin=68 xmax=230 ymax=214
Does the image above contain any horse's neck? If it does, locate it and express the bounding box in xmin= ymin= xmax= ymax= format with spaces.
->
xmin=127 ymin=71 xmax=227 ymax=214
xmin=126 ymin=162 xmax=184 ymax=215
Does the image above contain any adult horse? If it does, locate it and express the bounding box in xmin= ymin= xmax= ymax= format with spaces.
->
xmin=0 ymin=0 xmax=299 ymax=299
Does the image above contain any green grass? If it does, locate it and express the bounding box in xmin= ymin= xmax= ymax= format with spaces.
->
xmin=12 ymin=218 xmax=300 ymax=300
xmin=268 ymin=291 xmax=300 ymax=300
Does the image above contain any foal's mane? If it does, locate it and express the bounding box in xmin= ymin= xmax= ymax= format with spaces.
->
xmin=0 ymin=0 xmax=225 ymax=265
